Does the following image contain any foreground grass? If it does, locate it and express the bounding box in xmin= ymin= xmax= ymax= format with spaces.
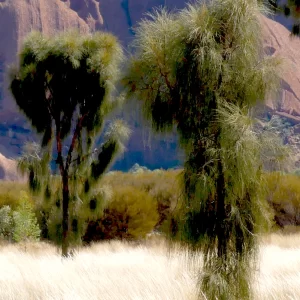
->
xmin=0 ymin=234 xmax=299 ymax=299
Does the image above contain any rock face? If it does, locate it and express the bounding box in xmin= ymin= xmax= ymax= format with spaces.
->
xmin=1 ymin=1 xmax=300 ymax=172
xmin=98 ymin=0 xmax=185 ymax=43
xmin=0 ymin=153 xmax=24 ymax=181
xmin=262 ymin=15 xmax=300 ymax=116
xmin=62 ymin=0 xmax=104 ymax=31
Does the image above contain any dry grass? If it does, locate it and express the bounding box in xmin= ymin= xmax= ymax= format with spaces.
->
xmin=0 ymin=234 xmax=299 ymax=300
xmin=255 ymin=233 xmax=300 ymax=299
xmin=0 ymin=238 xmax=200 ymax=300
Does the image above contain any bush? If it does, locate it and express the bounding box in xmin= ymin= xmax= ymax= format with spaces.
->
xmin=31 ymin=171 xmax=180 ymax=244
xmin=0 ymin=181 xmax=27 ymax=209
xmin=103 ymin=170 xmax=181 ymax=230
xmin=0 ymin=205 xmax=13 ymax=240
xmin=264 ymin=172 xmax=300 ymax=228
xmin=36 ymin=179 xmax=112 ymax=246
xmin=12 ymin=192 xmax=40 ymax=242
xmin=83 ymin=186 xmax=159 ymax=243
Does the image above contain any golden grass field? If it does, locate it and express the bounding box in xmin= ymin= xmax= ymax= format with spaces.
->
xmin=0 ymin=233 xmax=299 ymax=300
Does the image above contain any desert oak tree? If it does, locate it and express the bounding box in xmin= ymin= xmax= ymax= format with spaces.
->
xmin=124 ymin=0 xmax=284 ymax=298
xmin=10 ymin=31 xmax=130 ymax=256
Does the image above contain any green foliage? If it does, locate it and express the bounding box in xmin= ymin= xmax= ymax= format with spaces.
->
xmin=10 ymin=30 xmax=124 ymax=140
xmin=264 ymin=172 xmax=300 ymax=227
xmin=0 ymin=188 xmax=41 ymax=242
xmin=17 ymin=143 xmax=49 ymax=193
xmin=0 ymin=205 xmax=13 ymax=240
xmin=33 ymin=176 xmax=113 ymax=247
xmin=35 ymin=170 xmax=177 ymax=244
xmin=10 ymin=30 xmax=130 ymax=256
xmin=0 ymin=181 xmax=28 ymax=209
xmin=124 ymin=0 xmax=284 ymax=299
xmin=12 ymin=192 xmax=40 ymax=243
xmin=28 ymin=170 xmax=300 ymax=245
xmin=103 ymin=170 xmax=182 ymax=228
xmin=83 ymin=186 xmax=159 ymax=242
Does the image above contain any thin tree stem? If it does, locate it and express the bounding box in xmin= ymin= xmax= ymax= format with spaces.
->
xmin=55 ymin=117 xmax=70 ymax=257
xmin=61 ymin=171 xmax=70 ymax=257
xmin=65 ymin=113 xmax=88 ymax=172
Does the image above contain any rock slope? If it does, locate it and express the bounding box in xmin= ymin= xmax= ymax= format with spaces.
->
xmin=0 ymin=153 xmax=24 ymax=181
xmin=262 ymin=15 xmax=300 ymax=117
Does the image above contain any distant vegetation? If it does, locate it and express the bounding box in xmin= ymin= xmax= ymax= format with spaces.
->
xmin=1 ymin=170 xmax=300 ymax=245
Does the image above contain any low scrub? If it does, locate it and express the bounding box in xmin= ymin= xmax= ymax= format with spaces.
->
xmin=83 ymin=186 xmax=159 ymax=242
xmin=103 ymin=170 xmax=182 ymax=229
xmin=0 ymin=181 xmax=27 ymax=209
xmin=0 ymin=191 xmax=40 ymax=243
xmin=2 ymin=169 xmax=300 ymax=244
xmin=265 ymin=172 xmax=300 ymax=228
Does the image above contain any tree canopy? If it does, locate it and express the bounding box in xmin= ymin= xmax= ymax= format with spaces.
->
xmin=124 ymin=0 xmax=285 ymax=298
xmin=10 ymin=31 xmax=130 ymax=256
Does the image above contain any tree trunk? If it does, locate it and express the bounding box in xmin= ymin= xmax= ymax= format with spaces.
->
xmin=216 ymin=156 xmax=227 ymax=258
xmin=62 ymin=172 xmax=70 ymax=257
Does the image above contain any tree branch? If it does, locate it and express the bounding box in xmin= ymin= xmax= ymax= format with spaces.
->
xmin=55 ymin=118 xmax=65 ymax=177
xmin=70 ymin=148 xmax=98 ymax=165
xmin=65 ymin=113 xmax=88 ymax=173
xmin=44 ymin=81 xmax=55 ymax=118
xmin=158 ymin=66 xmax=174 ymax=92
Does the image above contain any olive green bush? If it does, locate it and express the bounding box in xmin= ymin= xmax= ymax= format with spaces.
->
xmin=0 ymin=181 xmax=27 ymax=209
xmin=83 ymin=186 xmax=159 ymax=243
xmin=103 ymin=170 xmax=181 ymax=231
xmin=12 ymin=192 xmax=40 ymax=243
xmin=0 ymin=191 xmax=40 ymax=243
xmin=265 ymin=172 xmax=300 ymax=228
xmin=32 ymin=171 xmax=178 ymax=244
xmin=33 ymin=178 xmax=111 ymax=247
xmin=3 ymin=170 xmax=300 ymax=246
xmin=0 ymin=205 xmax=13 ymax=240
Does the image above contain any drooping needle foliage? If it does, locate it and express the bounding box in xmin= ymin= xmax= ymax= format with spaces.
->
xmin=10 ymin=31 xmax=130 ymax=257
xmin=123 ymin=0 xmax=286 ymax=298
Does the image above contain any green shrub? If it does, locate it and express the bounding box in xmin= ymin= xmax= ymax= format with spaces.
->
xmin=39 ymin=180 xmax=111 ymax=247
xmin=33 ymin=171 xmax=180 ymax=244
xmin=103 ymin=170 xmax=181 ymax=231
xmin=0 ymin=205 xmax=13 ymax=240
xmin=83 ymin=186 xmax=159 ymax=243
xmin=264 ymin=172 xmax=300 ymax=228
xmin=46 ymin=203 xmax=88 ymax=247
xmin=12 ymin=192 xmax=40 ymax=242
xmin=0 ymin=181 xmax=27 ymax=209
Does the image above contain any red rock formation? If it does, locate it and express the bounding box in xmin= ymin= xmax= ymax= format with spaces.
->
xmin=62 ymin=0 xmax=103 ymax=31
xmin=262 ymin=15 xmax=300 ymax=117
xmin=0 ymin=153 xmax=24 ymax=181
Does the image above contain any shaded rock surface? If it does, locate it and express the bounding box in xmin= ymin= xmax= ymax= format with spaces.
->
xmin=0 ymin=153 xmax=24 ymax=181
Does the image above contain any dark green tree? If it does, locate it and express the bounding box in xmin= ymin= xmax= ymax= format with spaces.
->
xmin=10 ymin=31 xmax=130 ymax=256
xmin=124 ymin=0 xmax=286 ymax=298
